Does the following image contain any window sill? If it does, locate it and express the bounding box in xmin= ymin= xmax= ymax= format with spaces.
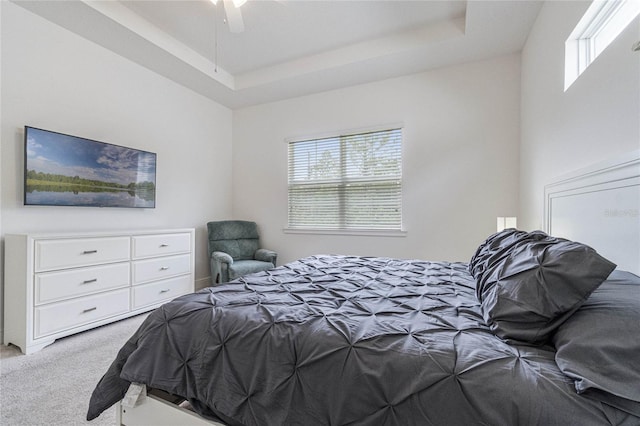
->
xmin=283 ymin=228 xmax=407 ymax=237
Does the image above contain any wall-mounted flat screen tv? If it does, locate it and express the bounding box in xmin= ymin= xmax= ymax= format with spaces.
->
xmin=24 ymin=126 xmax=157 ymax=208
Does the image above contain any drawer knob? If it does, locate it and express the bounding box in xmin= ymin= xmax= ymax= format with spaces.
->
xmin=83 ymin=307 xmax=97 ymax=313
xmin=159 ymin=289 xmax=170 ymax=294
xmin=83 ymin=250 xmax=98 ymax=254
xmin=160 ymin=266 xmax=170 ymax=271
xmin=160 ymin=244 xmax=169 ymax=247
xmin=82 ymin=279 xmax=98 ymax=284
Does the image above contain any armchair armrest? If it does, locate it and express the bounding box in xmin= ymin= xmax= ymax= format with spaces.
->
xmin=212 ymin=251 xmax=233 ymax=264
xmin=211 ymin=251 xmax=233 ymax=284
xmin=255 ymin=249 xmax=277 ymax=266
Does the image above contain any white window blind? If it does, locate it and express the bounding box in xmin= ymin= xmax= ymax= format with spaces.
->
xmin=288 ymin=128 xmax=402 ymax=231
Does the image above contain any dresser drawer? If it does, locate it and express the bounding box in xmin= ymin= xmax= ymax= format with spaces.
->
xmin=35 ymin=262 xmax=130 ymax=305
xmin=132 ymin=275 xmax=193 ymax=309
xmin=34 ymin=289 xmax=130 ymax=338
xmin=35 ymin=237 xmax=130 ymax=272
xmin=132 ymin=254 xmax=191 ymax=284
xmin=132 ymin=233 xmax=191 ymax=259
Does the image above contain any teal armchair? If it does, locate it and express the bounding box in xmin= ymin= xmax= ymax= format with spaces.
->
xmin=207 ymin=220 xmax=277 ymax=284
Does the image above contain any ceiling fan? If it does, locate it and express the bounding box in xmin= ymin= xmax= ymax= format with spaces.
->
xmin=210 ymin=0 xmax=247 ymax=33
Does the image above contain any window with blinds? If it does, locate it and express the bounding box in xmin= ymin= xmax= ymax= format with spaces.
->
xmin=287 ymin=127 xmax=402 ymax=231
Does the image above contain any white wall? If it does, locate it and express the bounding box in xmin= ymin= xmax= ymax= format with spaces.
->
xmin=0 ymin=1 xmax=3 ymax=345
xmin=520 ymin=1 xmax=640 ymax=231
xmin=0 ymin=2 xmax=234 ymax=337
xmin=233 ymin=54 xmax=521 ymax=265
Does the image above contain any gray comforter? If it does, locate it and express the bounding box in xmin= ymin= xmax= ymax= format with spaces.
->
xmin=87 ymin=255 xmax=639 ymax=425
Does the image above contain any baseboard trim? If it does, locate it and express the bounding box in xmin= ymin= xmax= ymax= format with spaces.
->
xmin=195 ymin=276 xmax=212 ymax=291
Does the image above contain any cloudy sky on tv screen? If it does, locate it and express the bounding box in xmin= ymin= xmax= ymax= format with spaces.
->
xmin=26 ymin=128 xmax=155 ymax=184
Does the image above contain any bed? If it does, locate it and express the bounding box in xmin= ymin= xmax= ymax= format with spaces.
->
xmin=87 ymin=152 xmax=640 ymax=426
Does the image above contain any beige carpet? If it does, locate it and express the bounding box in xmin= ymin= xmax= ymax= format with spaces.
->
xmin=1 ymin=314 xmax=148 ymax=426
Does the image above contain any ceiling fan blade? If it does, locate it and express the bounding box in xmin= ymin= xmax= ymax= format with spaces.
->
xmin=223 ymin=0 xmax=244 ymax=33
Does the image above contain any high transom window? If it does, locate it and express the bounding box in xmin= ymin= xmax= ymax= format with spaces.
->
xmin=287 ymin=127 xmax=403 ymax=233
xmin=565 ymin=0 xmax=640 ymax=90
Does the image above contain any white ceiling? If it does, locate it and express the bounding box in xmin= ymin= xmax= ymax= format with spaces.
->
xmin=13 ymin=0 xmax=543 ymax=109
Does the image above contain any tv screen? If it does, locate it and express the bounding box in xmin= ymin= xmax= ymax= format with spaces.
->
xmin=24 ymin=126 xmax=157 ymax=208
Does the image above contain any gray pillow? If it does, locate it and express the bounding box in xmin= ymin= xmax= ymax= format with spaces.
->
xmin=472 ymin=230 xmax=616 ymax=344
xmin=470 ymin=228 xmax=543 ymax=289
xmin=553 ymin=270 xmax=640 ymax=416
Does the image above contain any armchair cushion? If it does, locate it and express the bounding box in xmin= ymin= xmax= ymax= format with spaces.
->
xmin=229 ymin=260 xmax=275 ymax=282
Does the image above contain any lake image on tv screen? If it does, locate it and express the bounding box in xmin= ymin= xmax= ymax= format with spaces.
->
xmin=25 ymin=128 xmax=156 ymax=208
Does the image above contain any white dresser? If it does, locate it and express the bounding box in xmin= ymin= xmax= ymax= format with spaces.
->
xmin=4 ymin=229 xmax=195 ymax=354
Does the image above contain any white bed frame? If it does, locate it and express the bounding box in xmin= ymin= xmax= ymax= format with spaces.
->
xmin=544 ymin=150 xmax=640 ymax=275
xmin=116 ymin=151 xmax=640 ymax=425
xmin=117 ymin=388 xmax=224 ymax=426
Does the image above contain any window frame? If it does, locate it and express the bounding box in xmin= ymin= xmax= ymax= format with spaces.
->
xmin=565 ymin=0 xmax=640 ymax=91
xmin=284 ymin=125 xmax=406 ymax=237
